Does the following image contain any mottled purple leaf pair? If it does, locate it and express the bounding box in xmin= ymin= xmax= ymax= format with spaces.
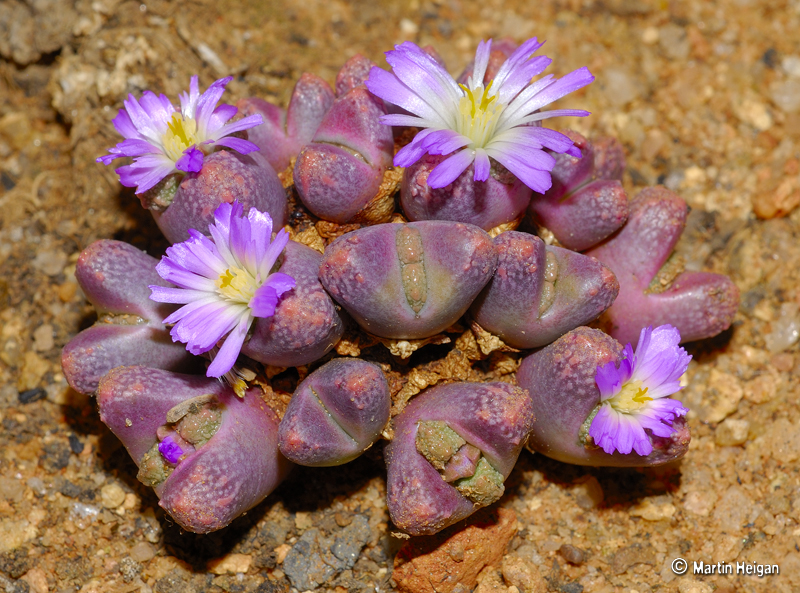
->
xmin=97 ymin=75 xmax=287 ymax=244
xmin=62 ymin=203 xmax=342 ymax=392
xmin=98 ymin=366 xmax=291 ymax=533
xmin=518 ymin=326 xmax=691 ymax=466
xmin=365 ymin=38 xmax=594 ymax=231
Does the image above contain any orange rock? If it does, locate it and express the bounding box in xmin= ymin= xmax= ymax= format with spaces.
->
xmin=393 ymin=507 xmax=517 ymax=593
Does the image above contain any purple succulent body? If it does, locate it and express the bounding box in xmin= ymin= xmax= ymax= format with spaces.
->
xmin=470 ymin=231 xmax=619 ymax=348
xmin=365 ymin=38 xmax=593 ymax=192
xmin=319 ymin=221 xmax=498 ymax=340
xmin=242 ymin=241 xmax=344 ymax=367
xmin=335 ymin=54 xmax=378 ymax=97
xmin=279 ymin=359 xmax=390 ymax=466
xmin=97 ymin=75 xmax=263 ymax=194
xmin=590 ymin=325 xmax=690 ymax=456
xmin=385 ymin=382 xmax=535 ymax=535
xmin=237 ymin=73 xmax=335 ymax=172
xmin=528 ymin=132 xmax=628 ymax=251
xmin=294 ymin=87 xmax=394 ymax=223
xmin=61 ymin=240 xmax=199 ymax=395
xmin=517 ymin=327 xmax=690 ymax=466
xmin=149 ymin=201 xmax=296 ymax=378
xmin=401 ymin=155 xmax=533 ymax=230
xmin=98 ymin=366 xmax=291 ymax=533
xmin=150 ymin=149 xmax=287 ymax=244
xmin=585 ymin=187 xmax=740 ymax=344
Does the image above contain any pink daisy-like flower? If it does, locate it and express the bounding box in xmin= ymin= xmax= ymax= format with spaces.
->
xmin=97 ymin=76 xmax=263 ymax=194
xmin=365 ymin=38 xmax=594 ymax=191
xmin=589 ymin=325 xmax=691 ymax=456
xmin=149 ymin=201 xmax=295 ymax=378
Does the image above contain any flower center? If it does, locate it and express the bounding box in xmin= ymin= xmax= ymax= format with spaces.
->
xmin=456 ymin=82 xmax=504 ymax=149
xmin=607 ymin=380 xmax=652 ymax=414
xmin=216 ymin=267 xmax=259 ymax=304
xmin=163 ymin=113 xmax=201 ymax=161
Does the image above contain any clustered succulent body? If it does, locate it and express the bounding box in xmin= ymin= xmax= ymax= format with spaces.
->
xmin=64 ymin=36 xmax=739 ymax=536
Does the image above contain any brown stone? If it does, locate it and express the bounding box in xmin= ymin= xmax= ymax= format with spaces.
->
xmin=393 ymin=507 xmax=517 ymax=593
xmin=501 ymin=555 xmax=547 ymax=593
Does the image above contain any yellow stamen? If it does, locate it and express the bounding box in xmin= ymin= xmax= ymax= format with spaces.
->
xmin=162 ymin=113 xmax=201 ymax=162
xmin=216 ymin=267 xmax=259 ymax=304
xmin=456 ymin=81 xmax=503 ymax=148
xmin=607 ymin=380 xmax=652 ymax=414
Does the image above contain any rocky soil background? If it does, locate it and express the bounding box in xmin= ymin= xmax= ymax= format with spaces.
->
xmin=1 ymin=0 xmax=800 ymax=592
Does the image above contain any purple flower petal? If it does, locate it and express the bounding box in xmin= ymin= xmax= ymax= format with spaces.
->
xmin=158 ymin=436 xmax=184 ymax=463
xmin=175 ymin=146 xmax=204 ymax=173
xmin=150 ymin=201 xmax=296 ymax=381
xmin=427 ymin=149 xmax=476 ymax=188
xmin=589 ymin=324 xmax=691 ymax=456
xmin=98 ymin=76 xmax=264 ymax=193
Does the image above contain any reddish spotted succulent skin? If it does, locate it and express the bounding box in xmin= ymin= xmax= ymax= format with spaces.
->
xmin=401 ymin=155 xmax=533 ymax=230
xmin=236 ymin=73 xmax=335 ymax=172
xmin=98 ymin=366 xmax=291 ymax=534
xmin=586 ymin=187 xmax=740 ymax=345
xmin=293 ymin=86 xmax=394 ymax=223
xmin=385 ymin=382 xmax=535 ymax=536
xmin=319 ymin=221 xmax=498 ymax=339
xmin=242 ymin=241 xmax=344 ymax=367
xmin=470 ymin=231 xmax=619 ymax=348
xmin=335 ymin=54 xmax=377 ymax=97
xmin=61 ymin=240 xmax=199 ymax=395
xmin=516 ymin=327 xmax=690 ymax=467
xmin=151 ymin=150 xmax=287 ymax=244
xmin=528 ymin=131 xmax=628 ymax=251
xmin=279 ymin=358 xmax=390 ymax=467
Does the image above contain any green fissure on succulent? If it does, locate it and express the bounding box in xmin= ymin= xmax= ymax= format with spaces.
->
xmin=136 ymin=396 xmax=223 ymax=488
xmin=415 ymin=419 xmax=505 ymax=507
xmin=538 ymin=250 xmax=559 ymax=316
xmin=396 ymin=225 xmax=427 ymax=315
xmin=137 ymin=443 xmax=172 ymax=487
xmin=415 ymin=421 xmax=465 ymax=471
xmin=453 ymin=457 xmax=505 ymax=506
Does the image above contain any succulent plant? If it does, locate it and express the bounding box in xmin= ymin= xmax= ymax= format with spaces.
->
xmin=242 ymin=240 xmax=345 ymax=368
xmin=75 ymin=36 xmax=744 ymax=540
xmin=366 ymin=39 xmax=593 ymax=229
xmin=319 ymin=221 xmax=498 ymax=339
xmin=279 ymin=358 xmax=390 ymax=466
xmin=98 ymin=366 xmax=291 ymax=533
xmin=293 ymin=84 xmax=394 ymax=223
xmin=517 ymin=326 xmax=690 ymax=466
xmin=385 ymin=382 xmax=535 ymax=535
xmin=236 ymin=73 xmax=335 ymax=172
xmin=470 ymin=231 xmax=619 ymax=348
xmin=585 ymin=187 xmax=739 ymax=344
xmin=147 ymin=150 xmax=288 ymax=244
xmin=61 ymin=240 xmax=200 ymax=395
xmin=527 ymin=131 xmax=628 ymax=251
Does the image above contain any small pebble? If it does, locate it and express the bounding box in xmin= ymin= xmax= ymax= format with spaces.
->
xmin=715 ymin=418 xmax=750 ymax=446
xmin=100 ymin=483 xmax=126 ymax=509
xmin=208 ymin=553 xmax=252 ymax=575
xmin=68 ymin=434 xmax=84 ymax=454
xmin=573 ymin=476 xmax=604 ymax=509
xmin=129 ymin=542 xmax=155 ymax=563
xmin=118 ymin=556 xmax=142 ymax=583
xmin=18 ymin=388 xmax=45 ymax=405
xmin=558 ymin=544 xmax=586 ymax=565
xmin=32 ymin=324 xmax=54 ymax=352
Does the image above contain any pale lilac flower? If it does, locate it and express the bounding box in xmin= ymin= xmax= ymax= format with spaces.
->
xmin=97 ymin=76 xmax=263 ymax=194
xmin=365 ymin=38 xmax=594 ymax=191
xmin=158 ymin=435 xmax=184 ymax=464
xmin=589 ymin=325 xmax=691 ymax=456
xmin=149 ymin=201 xmax=295 ymax=378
